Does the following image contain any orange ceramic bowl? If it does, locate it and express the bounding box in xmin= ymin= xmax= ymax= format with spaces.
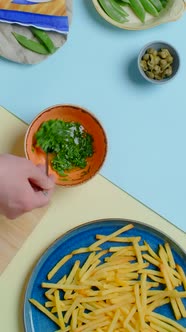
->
xmin=24 ymin=104 xmax=107 ymax=186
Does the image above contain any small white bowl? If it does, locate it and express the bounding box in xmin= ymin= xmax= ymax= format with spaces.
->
xmin=138 ymin=41 xmax=180 ymax=84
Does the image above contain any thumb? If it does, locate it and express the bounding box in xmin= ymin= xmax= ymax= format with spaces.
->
xmin=28 ymin=166 xmax=55 ymax=190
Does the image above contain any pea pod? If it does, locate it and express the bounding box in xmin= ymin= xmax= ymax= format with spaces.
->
xmin=114 ymin=0 xmax=130 ymax=5
xmin=149 ymin=0 xmax=163 ymax=11
xmin=129 ymin=0 xmax=146 ymax=23
xmin=111 ymin=0 xmax=129 ymax=16
xmin=98 ymin=0 xmax=129 ymax=23
xmin=140 ymin=0 xmax=159 ymax=16
xmin=160 ymin=0 xmax=168 ymax=8
xmin=12 ymin=32 xmax=50 ymax=55
xmin=29 ymin=27 xmax=57 ymax=54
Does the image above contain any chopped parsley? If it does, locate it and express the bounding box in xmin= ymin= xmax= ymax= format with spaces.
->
xmin=35 ymin=119 xmax=94 ymax=176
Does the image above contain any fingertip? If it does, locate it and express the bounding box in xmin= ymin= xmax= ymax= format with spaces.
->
xmin=49 ymin=174 xmax=56 ymax=183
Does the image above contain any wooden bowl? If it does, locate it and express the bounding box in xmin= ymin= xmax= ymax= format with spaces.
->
xmin=25 ymin=105 xmax=107 ymax=186
xmin=92 ymin=0 xmax=185 ymax=30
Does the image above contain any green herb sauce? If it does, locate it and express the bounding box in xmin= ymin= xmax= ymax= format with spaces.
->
xmin=35 ymin=119 xmax=94 ymax=176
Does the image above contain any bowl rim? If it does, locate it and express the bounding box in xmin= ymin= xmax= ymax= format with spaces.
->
xmin=24 ymin=103 xmax=108 ymax=186
xmin=137 ymin=40 xmax=180 ymax=84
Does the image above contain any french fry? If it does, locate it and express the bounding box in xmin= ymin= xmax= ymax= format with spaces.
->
xmin=123 ymin=304 xmax=136 ymax=327
xmin=150 ymin=312 xmax=186 ymax=332
xmin=143 ymin=254 xmax=160 ymax=267
xmin=47 ymin=254 xmax=72 ymax=280
xmin=54 ymin=290 xmax=65 ymax=329
xmin=147 ymin=314 xmax=185 ymax=332
xmin=148 ymin=274 xmax=166 ymax=284
xmin=144 ymin=240 xmax=161 ymax=262
xmin=89 ymin=224 xmax=134 ymax=249
xmin=107 ymin=309 xmax=120 ymax=332
xmin=29 ymin=298 xmax=60 ymax=326
xmin=146 ymin=298 xmax=170 ymax=314
xmin=133 ymin=239 xmax=143 ymax=264
xmin=164 ymin=242 xmax=176 ymax=269
xmin=159 ymin=246 xmax=180 ymax=287
xmin=160 ymin=263 xmax=181 ymax=320
xmin=149 ymin=322 xmax=170 ymax=332
xmin=134 ymin=283 xmax=145 ymax=330
xmin=177 ymin=264 xmax=186 ymax=290
xmin=141 ymin=272 xmax=147 ymax=309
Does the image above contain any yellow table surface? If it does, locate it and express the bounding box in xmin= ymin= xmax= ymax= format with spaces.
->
xmin=0 ymin=106 xmax=185 ymax=331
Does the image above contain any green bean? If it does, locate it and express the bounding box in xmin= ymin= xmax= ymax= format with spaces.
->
xmin=98 ymin=0 xmax=129 ymax=22
xmin=12 ymin=32 xmax=50 ymax=55
xmin=111 ymin=0 xmax=129 ymax=16
xmin=29 ymin=27 xmax=57 ymax=54
xmin=149 ymin=0 xmax=163 ymax=11
xmin=129 ymin=0 xmax=146 ymax=23
xmin=140 ymin=0 xmax=159 ymax=16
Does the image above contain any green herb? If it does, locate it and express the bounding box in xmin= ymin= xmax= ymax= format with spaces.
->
xmin=35 ymin=119 xmax=94 ymax=176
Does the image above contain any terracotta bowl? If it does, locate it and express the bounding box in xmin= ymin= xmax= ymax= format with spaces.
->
xmin=24 ymin=104 xmax=107 ymax=186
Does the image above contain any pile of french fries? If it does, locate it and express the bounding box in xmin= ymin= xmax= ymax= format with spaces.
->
xmin=29 ymin=224 xmax=186 ymax=332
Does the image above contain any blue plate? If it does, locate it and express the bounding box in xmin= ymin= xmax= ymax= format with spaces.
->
xmin=23 ymin=218 xmax=186 ymax=332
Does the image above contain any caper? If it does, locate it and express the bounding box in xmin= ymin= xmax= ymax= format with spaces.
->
xmin=155 ymin=74 xmax=162 ymax=80
xmin=152 ymin=50 xmax=158 ymax=56
xmin=166 ymin=55 xmax=173 ymax=64
xmin=159 ymin=49 xmax=170 ymax=59
xmin=147 ymin=48 xmax=155 ymax=55
xmin=140 ymin=60 xmax=148 ymax=71
xmin=147 ymin=54 xmax=155 ymax=68
xmin=146 ymin=71 xmax=154 ymax=79
xmin=154 ymin=65 xmax=161 ymax=74
xmin=160 ymin=59 xmax=168 ymax=69
xmin=143 ymin=53 xmax=150 ymax=61
xmin=164 ymin=67 xmax=173 ymax=77
xmin=154 ymin=56 xmax=160 ymax=65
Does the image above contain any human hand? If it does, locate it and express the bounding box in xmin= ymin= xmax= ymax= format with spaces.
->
xmin=0 ymin=154 xmax=55 ymax=219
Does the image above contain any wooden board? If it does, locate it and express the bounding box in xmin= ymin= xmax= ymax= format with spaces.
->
xmin=0 ymin=107 xmax=49 ymax=274
xmin=0 ymin=0 xmax=72 ymax=64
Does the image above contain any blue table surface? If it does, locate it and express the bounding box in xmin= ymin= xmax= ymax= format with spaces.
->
xmin=0 ymin=1 xmax=186 ymax=232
